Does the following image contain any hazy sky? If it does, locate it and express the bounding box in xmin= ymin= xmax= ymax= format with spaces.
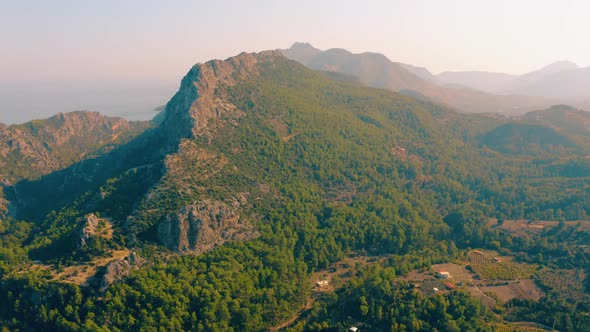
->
xmin=1 ymin=0 xmax=589 ymax=81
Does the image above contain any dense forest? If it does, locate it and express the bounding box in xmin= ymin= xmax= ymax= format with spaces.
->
xmin=1 ymin=53 xmax=589 ymax=331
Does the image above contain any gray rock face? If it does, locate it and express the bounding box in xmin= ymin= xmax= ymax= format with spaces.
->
xmin=160 ymin=50 xmax=280 ymax=144
xmin=76 ymin=213 xmax=101 ymax=248
xmin=99 ymin=251 xmax=144 ymax=292
xmin=157 ymin=199 xmax=258 ymax=253
xmin=125 ymin=52 xmax=280 ymax=241
xmin=0 ymin=123 xmax=59 ymax=175
xmin=0 ymin=111 xmax=150 ymax=185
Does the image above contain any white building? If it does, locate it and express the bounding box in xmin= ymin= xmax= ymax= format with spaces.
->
xmin=316 ymin=280 xmax=329 ymax=287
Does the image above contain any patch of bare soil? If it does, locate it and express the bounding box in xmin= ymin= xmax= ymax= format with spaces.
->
xmin=30 ymin=249 xmax=130 ymax=285
xmin=477 ymin=279 xmax=544 ymax=303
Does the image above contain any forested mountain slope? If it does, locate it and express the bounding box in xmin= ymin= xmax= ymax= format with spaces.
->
xmin=0 ymin=51 xmax=589 ymax=331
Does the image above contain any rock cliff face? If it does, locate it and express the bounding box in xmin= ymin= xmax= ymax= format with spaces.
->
xmin=127 ymin=51 xmax=280 ymax=247
xmin=0 ymin=123 xmax=59 ymax=182
xmin=5 ymin=52 xmax=281 ymax=255
xmin=21 ymin=111 xmax=132 ymax=147
xmin=99 ymin=251 xmax=144 ymax=292
xmin=160 ymin=50 xmax=280 ymax=143
xmin=79 ymin=214 xmax=100 ymax=247
xmin=157 ymin=199 xmax=258 ymax=253
xmin=75 ymin=213 xmax=102 ymax=248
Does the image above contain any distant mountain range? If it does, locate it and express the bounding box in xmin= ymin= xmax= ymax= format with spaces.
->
xmin=282 ymin=43 xmax=588 ymax=114
xmin=437 ymin=60 xmax=590 ymax=99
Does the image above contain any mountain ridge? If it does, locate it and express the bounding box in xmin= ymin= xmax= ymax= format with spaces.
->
xmin=0 ymin=111 xmax=151 ymax=184
xmin=280 ymin=42 xmax=559 ymax=114
xmin=437 ymin=60 xmax=590 ymax=99
xmin=436 ymin=71 xmax=517 ymax=93
xmin=1 ymin=49 xmax=590 ymax=331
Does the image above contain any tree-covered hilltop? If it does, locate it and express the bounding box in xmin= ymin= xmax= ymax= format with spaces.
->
xmin=0 ymin=51 xmax=589 ymax=331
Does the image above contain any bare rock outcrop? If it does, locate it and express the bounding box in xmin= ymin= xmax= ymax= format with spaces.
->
xmin=157 ymin=199 xmax=258 ymax=253
xmin=18 ymin=111 xmax=132 ymax=148
xmin=75 ymin=213 xmax=101 ymax=248
xmin=99 ymin=251 xmax=144 ymax=292
xmin=0 ymin=123 xmax=60 ymax=177
xmin=161 ymin=50 xmax=281 ymax=143
xmin=124 ymin=52 xmax=286 ymax=241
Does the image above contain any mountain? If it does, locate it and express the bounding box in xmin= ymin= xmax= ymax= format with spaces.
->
xmin=0 ymin=112 xmax=151 ymax=218
xmin=522 ymin=105 xmax=590 ymax=141
xmin=509 ymin=66 xmax=590 ymax=98
xmin=507 ymin=61 xmax=580 ymax=92
xmin=0 ymin=111 xmax=150 ymax=184
xmin=437 ymin=61 xmax=590 ymax=100
xmin=281 ymin=43 xmax=555 ymax=114
xmin=1 ymin=50 xmax=589 ymax=331
xmin=478 ymin=122 xmax=576 ymax=155
xmin=398 ymin=62 xmax=436 ymax=81
xmin=280 ymin=41 xmax=322 ymax=64
xmin=436 ymin=71 xmax=517 ymax=93
xmin=476 ymin=104 xmax=590 ymax=155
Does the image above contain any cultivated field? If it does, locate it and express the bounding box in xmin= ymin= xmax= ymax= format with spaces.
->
xmin=477 ymin=279 xmax=543 ymax=303
xmin=467 ymin=250 xmax=537 ymax=280
xmin=401 ymin=251 xmax=545 ymax=307
xmin=486 ymin=219 xmax=590 ymax=237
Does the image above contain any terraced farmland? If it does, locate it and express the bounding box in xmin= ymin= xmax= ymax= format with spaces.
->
xmin=468 ymin=251 xmax=538 ymax=280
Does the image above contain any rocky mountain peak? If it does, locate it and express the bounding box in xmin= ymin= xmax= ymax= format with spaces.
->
xmin=281 ymin=42 xmax=322 ymax=65
xmin=290 ymin=42 xmax=315 ymax=49
xmin=160 ymin=51 xmax=282 ymax=143
xmin=23 ymin=111 xmax=131 ymax=146
xmin=0 ymin=112 xmax=149 ymax=183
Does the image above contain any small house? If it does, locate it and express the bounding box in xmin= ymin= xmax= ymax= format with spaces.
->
xmin=436 ymin=271 xmax=451 ymax=279
xmin=349 ymin=327 xmax=359 ymax=332
xmin=316 ymin=280 xmax=329 ymax=287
